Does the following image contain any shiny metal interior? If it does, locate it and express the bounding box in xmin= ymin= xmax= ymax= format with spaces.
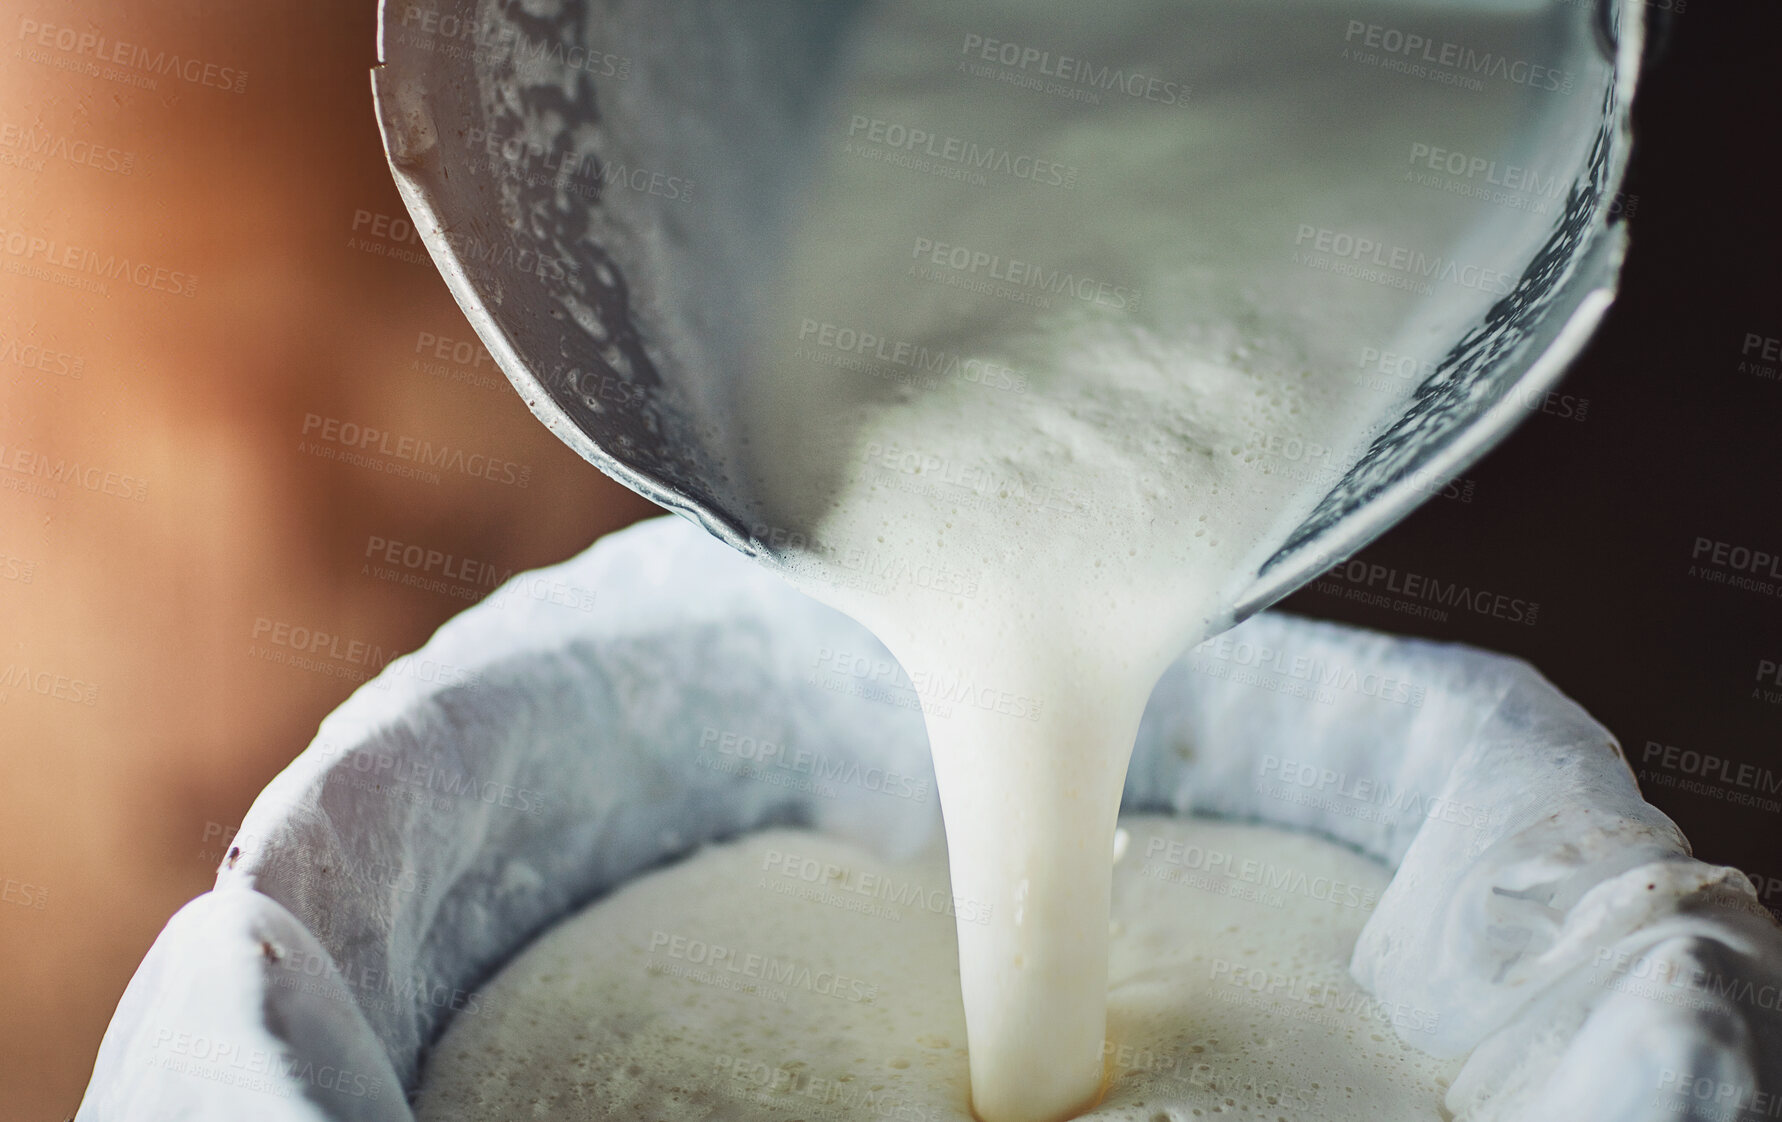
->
xmin=372 ymin=0 xmax=1645 ymax=620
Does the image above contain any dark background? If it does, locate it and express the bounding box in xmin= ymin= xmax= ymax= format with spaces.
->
xmin=1280 ymin=0 xmax=1782 ymax=905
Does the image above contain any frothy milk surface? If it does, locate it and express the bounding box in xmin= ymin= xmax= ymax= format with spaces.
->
xmin=719 ymin=1 xmax=1539 ymax=1116
xmin=414 ymin=818 xmax=1459 ymax=1121
xmin=494 ymin=0 xmax=1565 ymax=1113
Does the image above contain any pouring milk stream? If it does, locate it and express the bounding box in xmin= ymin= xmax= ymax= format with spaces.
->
xmin=368 ymin=0 xmax=1565 ymax=1115
xmin=59 ymin=0 xmax=1671 ymax=1117
xmin=718 ymin=1 xmax=1539 ymax=1117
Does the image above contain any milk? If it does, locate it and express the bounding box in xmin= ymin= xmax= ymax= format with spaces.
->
xmin=413 ymin=818 xmax=1461 ymax=1121
xmin=391 ymin=0 xmax=1556 ymax=1112
xmin=725 ymin=0 xmax=1538 ymax=1115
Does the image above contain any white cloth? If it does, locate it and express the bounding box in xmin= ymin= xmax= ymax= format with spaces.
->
xmin=76 ymin=515 xmax=1782 ymax=1121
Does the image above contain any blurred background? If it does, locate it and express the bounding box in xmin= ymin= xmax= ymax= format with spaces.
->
xmin=1 ymin=0 xmax=1777 ymax=1117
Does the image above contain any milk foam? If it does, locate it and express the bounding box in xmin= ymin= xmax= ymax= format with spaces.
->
xmin=520 ymin=0 xmax=1552 ymax=1113
xmin=725 ymin=0 xmax=1536 ymax=1114
xmin=413 ymin=818 xmax=1460 ymax=1121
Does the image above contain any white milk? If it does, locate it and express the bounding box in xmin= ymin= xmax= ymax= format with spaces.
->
xmin=724 ymin=0 xmax=1538 ymax=1116
xmin=430 ymin=0 xmax=1556 ymax=1113
xmin=413 ymin=818 xmax=1461 ymax=1121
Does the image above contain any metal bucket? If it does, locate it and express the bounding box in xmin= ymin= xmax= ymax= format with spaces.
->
xmin=370 ymin=0 xmax=1647 ymax=620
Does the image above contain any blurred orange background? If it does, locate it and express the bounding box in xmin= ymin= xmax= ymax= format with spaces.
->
xmin=0 ymin=2 xmax=654 ymax=1115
